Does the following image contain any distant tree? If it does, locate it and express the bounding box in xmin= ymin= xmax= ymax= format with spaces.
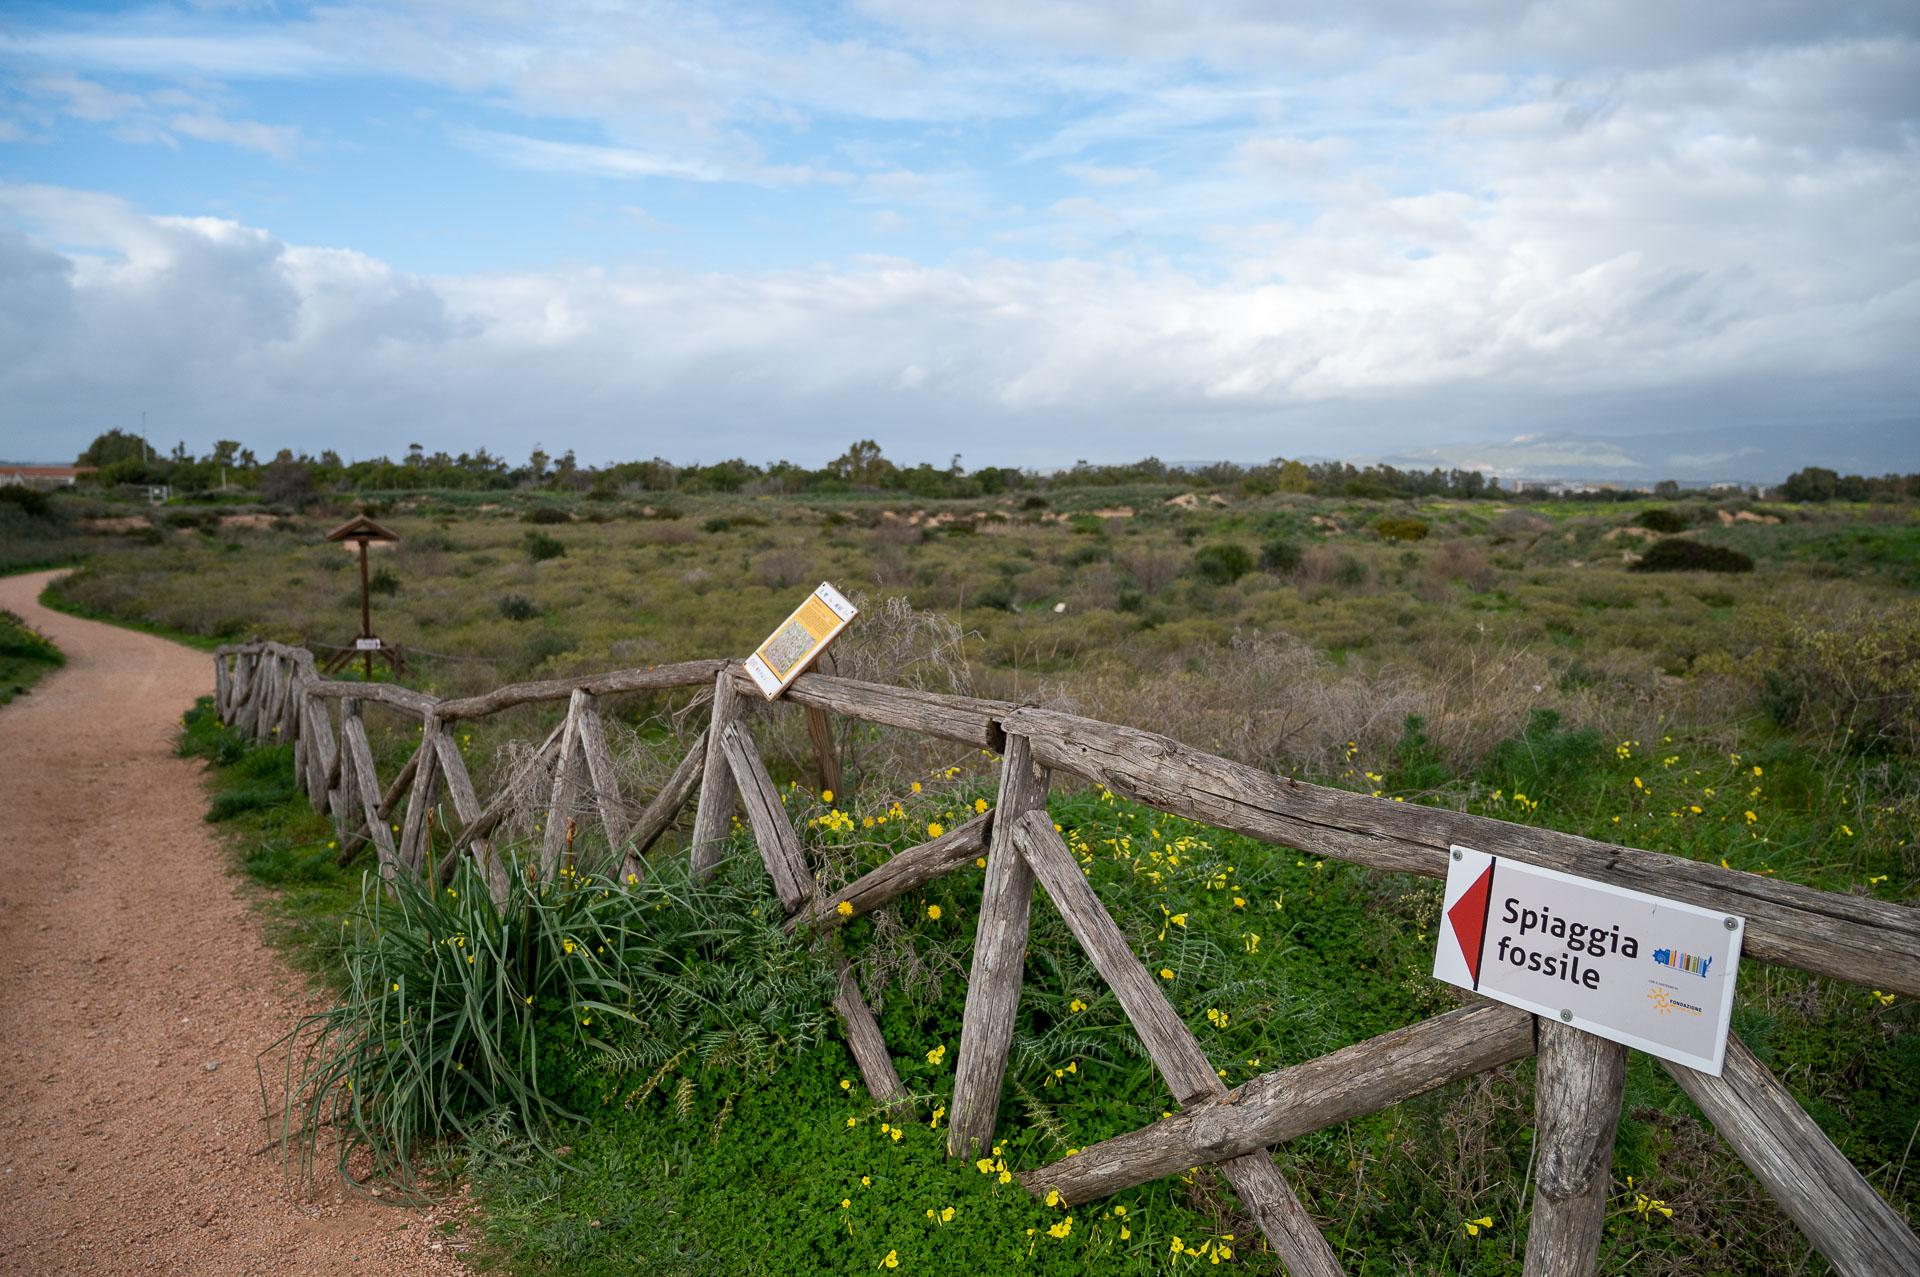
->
xmin=1782 ymin=467 xmax=1839 ymax=502
xmin=1274 ymin=459 xmax=1313 ymax=493
xmin=76 ymin=429 xmax=152 ymax=471
xmin=828 ymin=440 xmax=894 ymax=487
xmin=260 ymin=459 xmax=316 ymax=507
xmin=1653 ymin=479 xmax=1682 ymax=499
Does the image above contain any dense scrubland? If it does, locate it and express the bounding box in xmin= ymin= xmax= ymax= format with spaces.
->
xmin=10 ymin=474 xmax=1919 ymax=1273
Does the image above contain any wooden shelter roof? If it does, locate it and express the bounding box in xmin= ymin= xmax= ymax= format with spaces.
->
xmin=324 ymin=514 xmax=400 ymax=543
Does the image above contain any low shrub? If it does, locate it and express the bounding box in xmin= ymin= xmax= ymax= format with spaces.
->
xmin=0 ymin=485 xmax=52 ymax=518
xmin=1374 ymin=516 xmax=1430 ymax=542
xmin=0 ymin=608 xmax=64 ymax=704
xmin=972 ymin=583 xmax=1015 ymax=611
xmin=1631 ymin=538 xmax=1753 ymax=573
xmin=1259 ymin=536 xmax=1303 ymax=573
xmin=1190 ymin=542 xmax=1254 ymax=585
xmin=1765 ymin=602 xmax=1920 ymax=754
xmin=0 ymin=609 xmax=63 ymax=664
xmin=1636 ymin=507 xmax=1690 ymax=534
xmin=524 ymin=530 xmax=566 ymax=563
xmin=498 ymin=593 xmax=541 ymax=621
xmin=523 ymin=506 xmax=572 ymax=525
xmin=368 ymin=566 xmax=401 ymax=595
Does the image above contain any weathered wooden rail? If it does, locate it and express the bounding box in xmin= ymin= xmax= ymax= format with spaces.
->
xmin=211 ymin=641 xmax=1920 ymax=1274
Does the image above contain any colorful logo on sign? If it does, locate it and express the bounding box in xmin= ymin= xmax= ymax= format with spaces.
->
xmin=1651 ymin=947 xmax=1713 ymax=978
xmin=1647 ymin=986 xmax=1704 ymax=1017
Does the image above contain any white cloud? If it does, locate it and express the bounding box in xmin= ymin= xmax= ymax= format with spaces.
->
xmin=2 ymin=4 xmax=1917 ymax=467
xmin=17 ymin=73 xmax=305 ymax=158
xmin=1063 ymin=163 xmax=1156 ymax=186
xmin=167 ymin=111 xmax=301 ymax=158
xmin=2 ymin=182 xmax=1913 ymax=467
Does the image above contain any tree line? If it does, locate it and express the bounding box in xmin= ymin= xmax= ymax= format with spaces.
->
xmin=67 ymin=428 xmax=1920 ymax=505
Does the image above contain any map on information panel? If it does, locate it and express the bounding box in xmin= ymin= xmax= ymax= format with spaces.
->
xmin=745 ymin=582 xmax=858 ymax=699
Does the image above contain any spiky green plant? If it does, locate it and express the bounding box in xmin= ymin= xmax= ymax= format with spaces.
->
xmin=273 ymin=848 xmax=834 ymax=1195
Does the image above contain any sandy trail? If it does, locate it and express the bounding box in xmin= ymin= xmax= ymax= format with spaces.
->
xmin=0 ymin=571 xmax=469 ymax=1276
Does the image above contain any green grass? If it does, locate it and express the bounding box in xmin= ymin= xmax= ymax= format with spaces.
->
xmin=177 ymin=695 xmax=1916 ymax=1275
xmin=130 ymin=488 xmax=1920 ymax=1273
xmin=0 ymin=608 xmax=65 ymax=705
xmin=178 ymin=700 xmax=364 ymax=974
xmin=43 ymin=575 xmax=227 ymax=652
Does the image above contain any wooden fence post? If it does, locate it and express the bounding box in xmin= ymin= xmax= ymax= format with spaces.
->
xmin=300 ymin=688 xmax=336 ymax=815
xmin=805 ymin=648 xmax=843 ymax=799
xmin=1013 ymin=810 xmax=1343 ymax=1275
xmin=1663 ymin=1033 xmax=1920 ymax=1276
xmin=540 ymin=691 xmax=588 ymax=877
xmin=947 ymin=732 xmax=1049 ymax=1160
xmin=718 ymin=721 xmax=814 ymax=910
xmin=339 ymin=698 xmax=399 ymax=886
xmin=235 ymin=652 xmax=261 ymax=737
xmin=431 ymin=727 xmax=512 ymax=903
xmin=689 ymin=665 xmax=746 ymax=877
xmin=1523 ymin=1021 xmax=1626 ymax=1277
xmin=572 ymin=691 xmax=628 ymax=852
xmin=399 ymin=716 xmax=444 ymax=873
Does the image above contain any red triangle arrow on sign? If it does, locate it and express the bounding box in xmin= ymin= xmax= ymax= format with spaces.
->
xmin=1447 ymin=863 xmax=1496 ymax=986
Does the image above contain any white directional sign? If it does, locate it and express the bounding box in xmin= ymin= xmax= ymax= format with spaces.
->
xmin=354 ymin=637 xmax=383 ymax=651
xmin=1433 ymin=845 xmax=1744 ymax=1075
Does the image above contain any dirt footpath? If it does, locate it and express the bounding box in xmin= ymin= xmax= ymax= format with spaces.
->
xmin=0 ymin=571 xmax=469 ymax=1276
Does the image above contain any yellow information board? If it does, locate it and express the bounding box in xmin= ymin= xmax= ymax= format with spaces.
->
xmin=745 ymin=582 xmax=858 ymax=699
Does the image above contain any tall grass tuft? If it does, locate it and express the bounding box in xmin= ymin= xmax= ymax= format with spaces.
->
xmin=274 ymin=849 xmax=833 ymax=1195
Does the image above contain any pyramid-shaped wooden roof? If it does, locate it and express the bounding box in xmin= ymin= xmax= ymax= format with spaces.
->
xmin=324 ymin=514 xmax=400 ymax=543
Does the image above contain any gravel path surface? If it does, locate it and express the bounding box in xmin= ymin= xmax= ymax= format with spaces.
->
xmin=0 ymin=570 xmax=472 ymax=1276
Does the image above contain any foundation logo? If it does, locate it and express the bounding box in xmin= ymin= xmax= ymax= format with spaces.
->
xmin=1651 ymin=947 xmax=1713 ymax=978
xmin=1647 ymin=985 xmax=1704 ymax=1017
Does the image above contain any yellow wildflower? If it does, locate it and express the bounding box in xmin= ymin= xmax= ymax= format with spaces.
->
xmin=926 ymin=1044 xmax=947 ymax=1065
xmin=927 ymin=904 xmax=942 ymax=920
xmin=1159 ymin=968 xmax=1174 ymax=980
xmin=927 ymin=821 xmax=944 ymax=838
xmin=1462 ymin=1215 xmax=1493 ymax=1237
xmin=837 ymin=900 xmax=855 ymax=917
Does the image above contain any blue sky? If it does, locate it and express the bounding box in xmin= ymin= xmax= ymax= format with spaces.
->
xmin=2 ymin=1 xmax=1917 ymax=469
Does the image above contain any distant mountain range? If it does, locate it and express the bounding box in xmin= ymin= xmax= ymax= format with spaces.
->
xmin=1364 ymin=422 xmax=1920 ymax=486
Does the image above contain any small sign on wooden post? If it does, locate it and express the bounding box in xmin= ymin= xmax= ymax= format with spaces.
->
xmin=1433 ymin=845 xmax=1744 ymax=1075
xmin=745 ymin=582 xmax=857 ymax=699
xmin=323 ymin=514 xmax=402 ymax=679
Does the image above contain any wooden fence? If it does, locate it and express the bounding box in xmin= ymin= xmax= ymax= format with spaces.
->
xmin=212 ymin=640 xmax=1920 ymax=1275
